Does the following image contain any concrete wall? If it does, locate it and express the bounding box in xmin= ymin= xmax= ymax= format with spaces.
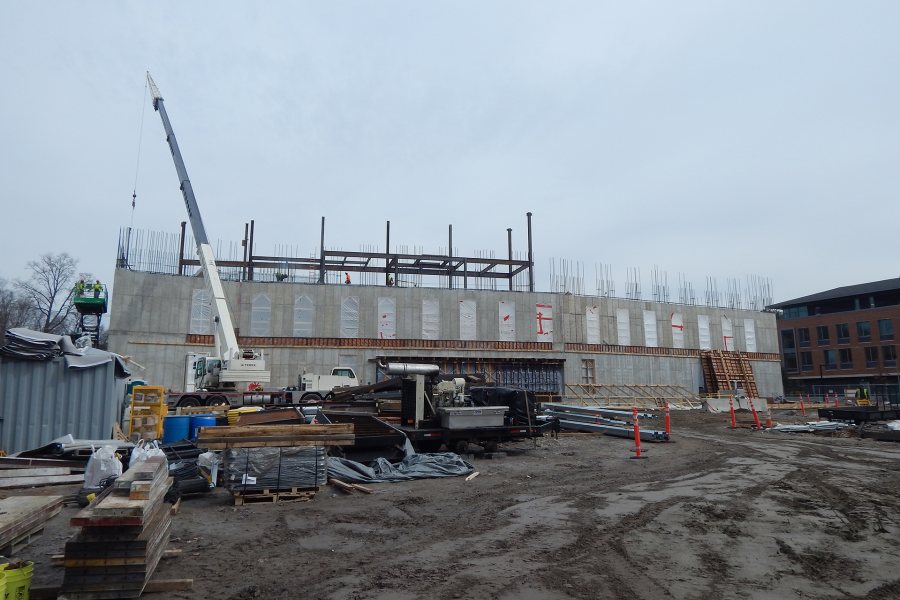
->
xmin=108 ymin=269 xmax=783 ymax=397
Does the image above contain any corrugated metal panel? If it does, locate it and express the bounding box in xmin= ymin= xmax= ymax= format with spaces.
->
xmin=0 ymin=357 xmax=121 ymax=454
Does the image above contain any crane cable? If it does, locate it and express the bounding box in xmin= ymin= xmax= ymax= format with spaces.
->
xmin=130 ymin=79 xmax=149 ymax=230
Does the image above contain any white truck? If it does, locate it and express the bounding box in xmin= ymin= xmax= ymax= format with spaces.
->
xmin=298 ymin=368 xmax=358 ymax=402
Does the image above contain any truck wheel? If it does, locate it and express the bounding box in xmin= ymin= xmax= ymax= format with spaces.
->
xmin=206 ymin=395 xmax=228 ymax=407
xmin=482 ymin=440 xmax=498 ymax=453
xmin=453 ymin=440 xmax=470 ymax=455
xmin=301 ymin=393 xmax=323 ymax=403
xmin=177 ymin=396 xmax=201 ymax=408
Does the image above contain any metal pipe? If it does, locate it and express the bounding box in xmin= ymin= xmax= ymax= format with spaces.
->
xmin=379 ymin=362 xmax=440 ymax=376
xmin=318 ymin=216 xmax=326 ymax=284
xmin=178 ymin=221 xmax=187 ymax=276
xmin=248 ymin=219 xmax=255 ymax=281
xmin=241 ymin=222 xmax=249 ymax=281
xmin=507 ymin=228 xmax=513 ymax=291
xmin=448 ymin=224 xmax=453 ymax=289
xmin=386 ymin=220 xmax=391 ymax=286
xmin=526 ymin=212 xmax=534 ymax=292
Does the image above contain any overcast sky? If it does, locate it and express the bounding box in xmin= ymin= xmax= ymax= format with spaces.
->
xmin=2 ymin=1 xmax=898 ymax=305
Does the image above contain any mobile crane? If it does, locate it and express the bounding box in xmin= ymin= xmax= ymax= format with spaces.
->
xmin=147 ymin=72 xmax=270 ymax=393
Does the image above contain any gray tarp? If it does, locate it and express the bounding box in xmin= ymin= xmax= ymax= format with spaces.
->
xmin=327 ymin=453 xmax=474 ymax=484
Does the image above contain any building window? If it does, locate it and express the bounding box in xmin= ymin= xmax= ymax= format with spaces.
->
xmin=800 ymin=352 xmax=813 ymax=372
xmin=816 ymin=326 xmax=830 ymax=346
xmin=857 ymin=321 xmax=871 ymax=342
xmin=878 ymin=319 xmax=894 ymax=341
xmin=581 ymin=359 xmax=596 ymax=384
xmin=783 ymin=353 xmax=798 ymax=371
xmin=250 ymin=294 xmax=271 ymax=337
xmin=884 ymin=345 xmax=897 ymax=368
xmin=797 ymin=328 xmax=810 ymax=347
xmin=865 ymin=346 xmax=879 ymax=368
xmin=836 ymin=323 xmax=850 ymax=344
xmin=823 ymin=349 xmax=837 ymax=370
xmin=839 ymin=348 xmax=853 ymax=369
xmin=783 ymin=306 xmax=808 ymax=319
xmin=781 ymin=329 xmax=795 ymax=350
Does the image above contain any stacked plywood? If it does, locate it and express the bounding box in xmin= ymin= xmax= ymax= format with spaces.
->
xmin=0 ymin=495 xmax=63 ymax=555
xmin=60 ymin=457 xmax=173 ymax=599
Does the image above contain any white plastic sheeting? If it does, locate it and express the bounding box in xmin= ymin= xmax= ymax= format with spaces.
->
xmin=536 ymin=303 xmax=553 ymax=342
xmin=721 ymin=316 xmax=734 ymax=351
xmin=698 ymin=315 xmax=711 ymax=350
xmin=499 ymin=301 xmax=516 ymax=341
xmin=378 ymin=298 xmax=397 ymax=340
xmin=586 ymin=305 xmax=600 ymax=345
xmin=744 ymin=319 xmax=757 ymax=352
xmin=422 ymin=299 xmax=440 ymax=340
xmin=670 ymin=312 xmax=685 ymax=349
xmin=293 ymin=295 xmax=314 ymax=337
xmin=341 ymin=296 xmax=360 ymax=338
xmin=250 ymin=294 xmax=271 ymax=336
xmin=616 ymin=308 xmax=631 ymax=346
xmin=459 ymin=300 xmax=476 ymax=340
xmin=643 ymin=310 xmax=658 ymax=347
xmin=189 ymin=289 xmax=212 ymax=335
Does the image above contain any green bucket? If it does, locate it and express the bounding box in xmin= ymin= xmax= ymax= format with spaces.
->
xmin=1 ymin=561 xmax=33 ymax=600
xmin=0 ymin=570 xmax=6 ymax=600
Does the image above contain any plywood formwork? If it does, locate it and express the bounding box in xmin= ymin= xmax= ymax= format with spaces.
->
xmin=701 ymin=350 xmax=759 ymax=398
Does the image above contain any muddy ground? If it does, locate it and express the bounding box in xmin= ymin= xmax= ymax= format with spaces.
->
xmin=16 ymin=410 xmax=900 ymax=599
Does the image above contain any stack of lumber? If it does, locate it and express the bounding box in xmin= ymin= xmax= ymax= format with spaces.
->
xmin=60 ymin=457 xmax=174 ymax=599
xmin=196 ymin=423 xmax=354 ymax=449
xmin=236 ymin=406 xmax=305 ymax=426
xmin=0 ymin=495 xmax=63 ymax=554
xmin=197 ymin=423 xmax=354 ymax=505
xmin=0 ymin=465 xmax=84 ymax=490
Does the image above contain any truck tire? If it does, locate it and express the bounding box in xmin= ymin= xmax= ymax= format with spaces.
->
xmin=206 ymin=395 xmax=228 ymax=407
xmin=177 ymin=396 xmax=202 ymax=408
xmin=301 ymin=392 xmax=323 ymax=403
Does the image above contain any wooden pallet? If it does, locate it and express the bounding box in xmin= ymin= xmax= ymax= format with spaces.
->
xmin=0 ymin=495 xmax=63 ymax=553
xmin=232 ymin=487 xmax=317 ymax=506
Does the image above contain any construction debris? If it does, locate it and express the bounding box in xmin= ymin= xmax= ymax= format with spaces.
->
xmin=769 ymin=421 xmax=851 ymax=433
xmin=542 ymin=404 xmax=669 ymax=442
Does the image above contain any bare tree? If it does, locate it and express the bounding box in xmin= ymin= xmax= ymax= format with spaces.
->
xmin=16 ymin=253 xmax=79 ymax=334
xmin=0 ymin=278 xmax=35 ymax=338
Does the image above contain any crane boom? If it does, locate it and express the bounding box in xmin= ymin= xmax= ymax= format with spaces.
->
xmin=147 ymin=72 xmax=269 ymax=386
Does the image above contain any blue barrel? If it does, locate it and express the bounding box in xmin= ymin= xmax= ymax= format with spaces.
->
xmin=189 ymin=415 xmax=218 ymax=440
xmin=162 ymin=415 xmax=191 ymax=444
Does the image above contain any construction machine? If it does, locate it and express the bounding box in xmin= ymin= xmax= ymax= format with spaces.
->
xmin=146 ymin=72 xmax=270 ymax=392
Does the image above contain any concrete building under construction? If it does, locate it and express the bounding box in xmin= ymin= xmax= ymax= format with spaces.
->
xmin=107 ymin=219 xmax=784 ymax=402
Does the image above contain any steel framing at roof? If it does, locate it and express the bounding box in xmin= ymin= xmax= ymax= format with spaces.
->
xmin=171 ymin=214 xmax=536 ymax=290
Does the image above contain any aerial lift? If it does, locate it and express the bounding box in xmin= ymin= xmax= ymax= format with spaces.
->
xmin=146 ymin=72 xmax=270 ymax=391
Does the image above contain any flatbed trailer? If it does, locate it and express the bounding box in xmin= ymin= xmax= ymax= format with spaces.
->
xmin=817 ymin=406 xmax=900 ymax=424
xmin=324 ymin=411 xmax=558 ymax=455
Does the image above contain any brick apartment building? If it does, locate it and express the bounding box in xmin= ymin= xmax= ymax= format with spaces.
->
xmin=768 ymin=278 xmax=900 ymax=403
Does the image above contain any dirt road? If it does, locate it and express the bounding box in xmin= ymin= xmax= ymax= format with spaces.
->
xmin=24 ymin=411 xmax=900 ymax=599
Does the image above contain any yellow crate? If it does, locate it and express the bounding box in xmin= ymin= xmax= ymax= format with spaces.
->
xmin=129 ymin=385 xmax=168 ymax=441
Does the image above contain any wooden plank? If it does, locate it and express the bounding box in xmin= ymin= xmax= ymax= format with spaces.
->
xmin=0 ymin=467 xmax=71 ymax=478
xmin=51 ymin=548 xmax=182 ymax=565
xmin=329 ymin=479 xmax=356 ymax=493
xmin=0 ymin=474 xmax=84 ymax=489
xmin=0 ymin=456 xmax=85 ymax=469
xmin=351 ymin=483 xmax=374 ymax=494
xmin=202 ymin=438 xmax=350 ymax=449
xmin=197 ymin=423 xmax=353 ymax=437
